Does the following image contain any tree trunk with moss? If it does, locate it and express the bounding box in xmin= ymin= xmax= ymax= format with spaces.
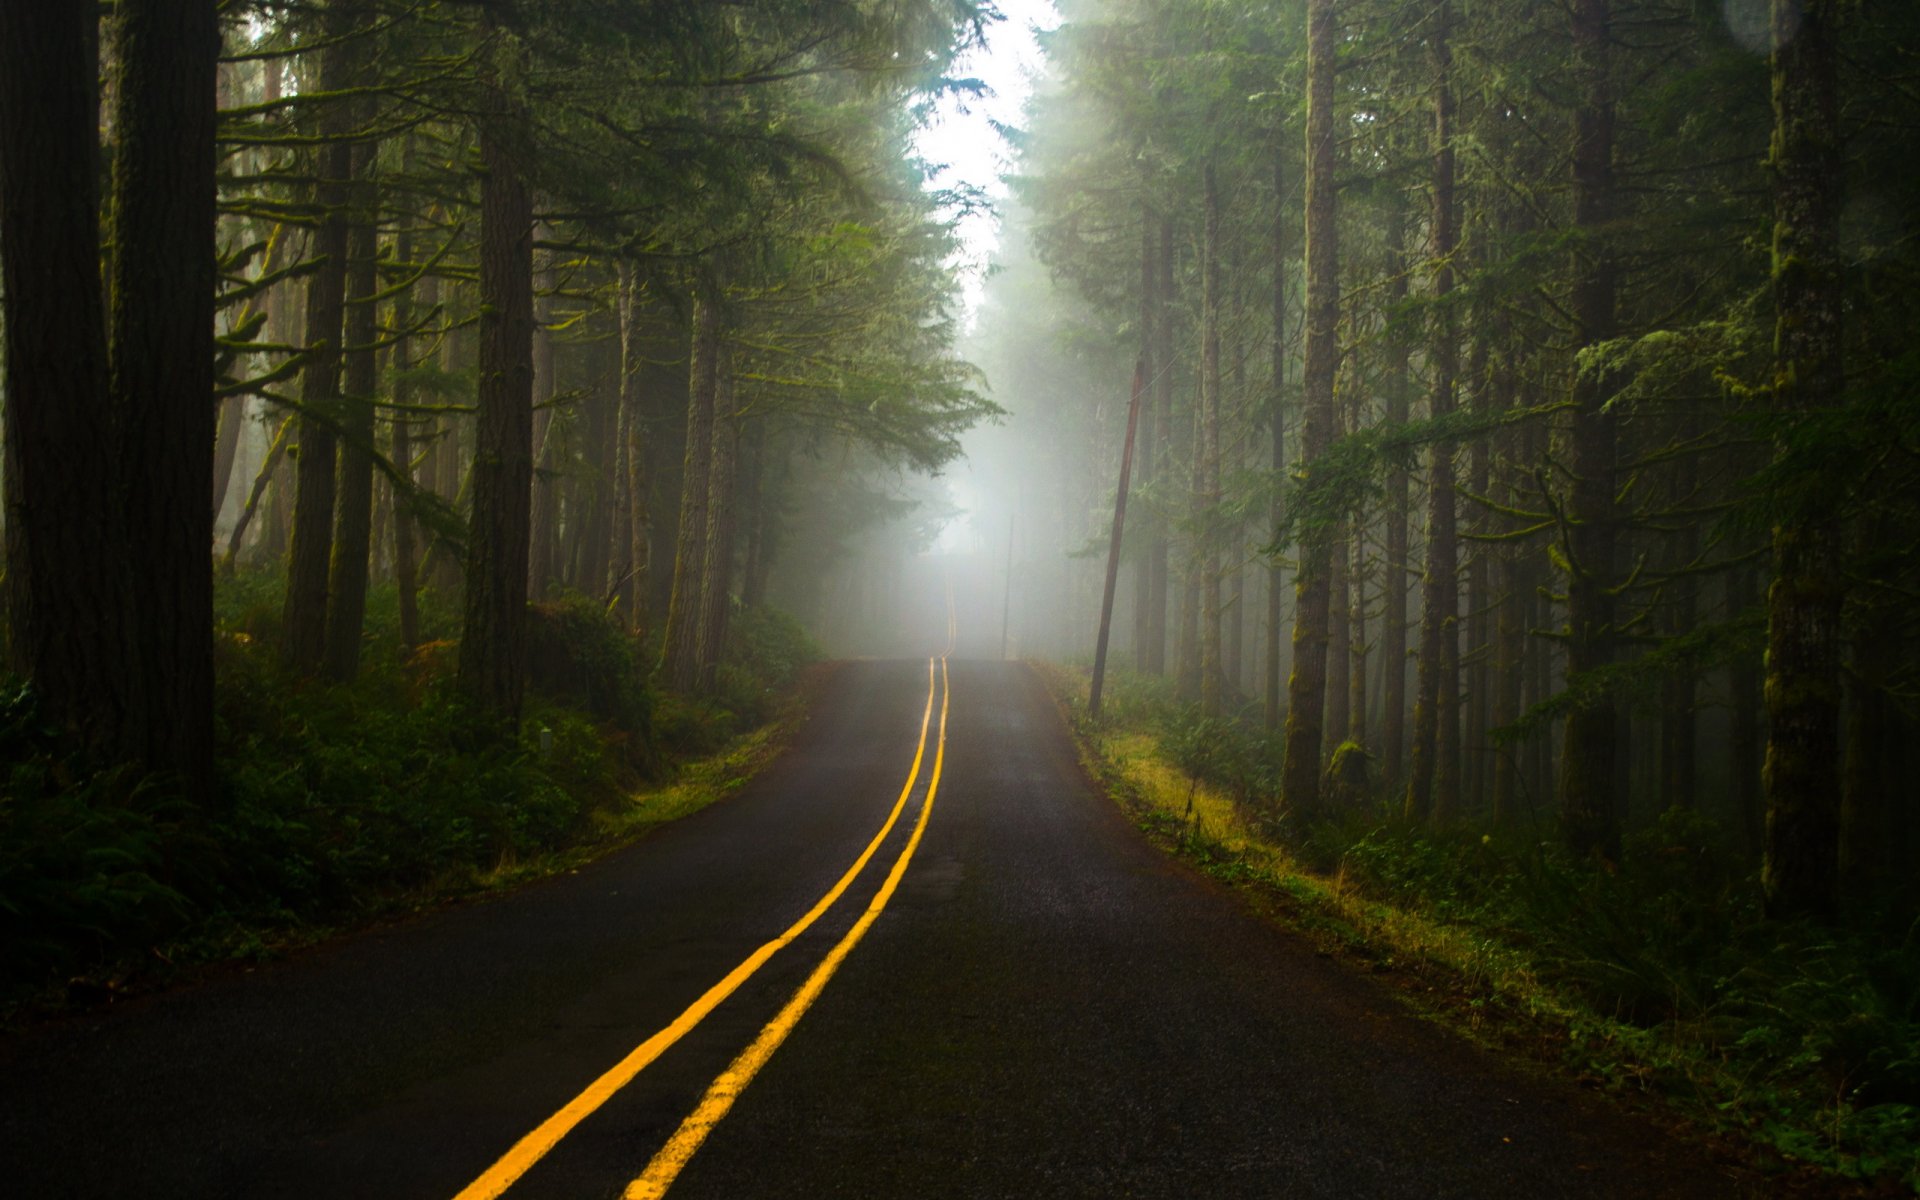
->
xmin=1760 ymin=0 xmax=1845 ymax=920
xmin=1408 ymin=0 xmax=1459 ymax=826
xmin=1267 ymin=145 xmax=1290 ymax=732
xmin=323 ymin=143 xmax=379 ymax=684
xmin=661 ymin=273 xmax=721 ymax=693
xmin=1199 ymin=162 xmax=1225 ymax=717
xmin=0 ymin=3 xmax=127 ymax=753
xmin=457 ymin=23 xmax=535 ymax=728
xmin=1280 ymin=0 xmax=1339 ymax=819
xmin=1135 ymin=194 xmax=1161 ymax=675
xmin=1557 ymin=0 xmax=1622 ymax=861
xmin=527 ymin=226 xmax=558 ymax=601
xmin=283 ymin=19 xmax=358 ymax=674
xmin=696 ymin=348 xmax=739 ymax=694
xmin=1380 ymin=200 xmax=1412 ymax=782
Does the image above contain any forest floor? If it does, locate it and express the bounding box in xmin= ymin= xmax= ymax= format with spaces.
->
xmin=1034 ymin=661 xmax=1919 ymax=1198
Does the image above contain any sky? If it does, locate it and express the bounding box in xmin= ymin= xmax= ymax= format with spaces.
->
xmin=912 ymin=0 xmax=1061 ymax=324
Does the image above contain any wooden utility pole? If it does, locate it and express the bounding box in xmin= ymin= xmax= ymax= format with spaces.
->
xmin=1089 ymin=361 xmax=1148 ymax=718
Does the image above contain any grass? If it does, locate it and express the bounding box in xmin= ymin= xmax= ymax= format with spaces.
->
xmin=0 ymin=578 xmax=822 ymax=1024
xmin=1035 ymin=660 xmax=1920 ymax=1196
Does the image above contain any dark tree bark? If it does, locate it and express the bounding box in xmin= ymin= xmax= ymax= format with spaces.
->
xmin=1349 ymin=510 xmax=1369 ymax=748
xmin=573 ymin=360 xmax=616 ymax=597
xmin=1660 ymin=458 xmax=1700 ymax=811
xmin=390 ymin=256 xmax=432 ymax=650
xmin=1199 ymin=162 xmax=1225 ymax=717
xmin=283 ymin=17 xmax=358 ymax=673
xmin=737 ymin=416 xmax=769 ymax=611
xmin=458 ymin=26 xmax=535 ymax=727
xmin=1266 ymin=142 xmax=1290 ymax=732
xmin=1149 ymin=216 xmax=1174 ymax=678
xmin=107 ymin=0 xmax=218 ymax=794
xmin=1280 ymin=0 xmax=1339 ymax=818
xmin=1488 ymin=333 xmax=1526 ymax=827
xmin=1728 ymin=564 xmax=1763 ymax=853
xmin=661 ymin=272 xmax=721 ymax=692
xmin=1381 ymin=201 xmax=1412 ymax=779
xmin=1408 ymin=0 xmax=1461 ymax=826
xmin=1760 ymin=0 xmax=1844 ymax=921
xmin=1326 ymin=402 xmax=1350 ymax=744
xmin=1464 ymin=309 xmax=1492 ymax=804
xmin=614 ymin=262 xmax=653 ymax=630
xmin=696 ymin=350 xmax=740 ymax=693
xmin=1558 ymin=0 xmax=1622 ymax=860
xmin=527 ymin=230 xmax=558 ymax=600
xmin=0 ymin=0 xmax=132 ymax=755
xmin=323 ymin=144 xmax=380 ymax=683
xmin=1134 ymin=194 xmax=1160 ymax=674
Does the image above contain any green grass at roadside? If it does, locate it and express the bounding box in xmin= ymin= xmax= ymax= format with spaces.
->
xmin=1034 ymin=660 xmax=1920 ymax=1195
xmin=0 ymin=577 xmax=820 ymax=1024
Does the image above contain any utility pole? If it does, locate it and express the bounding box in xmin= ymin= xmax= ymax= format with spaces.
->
xmin=1089 ymin=360 xmax=1147 ymax=718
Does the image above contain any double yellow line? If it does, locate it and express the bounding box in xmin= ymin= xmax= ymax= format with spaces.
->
xmin=455 ymin=656 xmax=951 ymax=1200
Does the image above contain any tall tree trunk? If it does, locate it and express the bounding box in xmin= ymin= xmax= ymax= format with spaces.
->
xmin=1409 ymin=0 xmax=1460 ymax=826
xmin=1199 ymin=163 xmax=1225 ymax=717
xmin=737 ymin=416 xmax=768 ymax=610
xmin=527 ymin=229 xmax=557 ymax=601
xmin=458 ymin=25 xmax=535 ymax=727
xmin=1464 ymin=313 xmax=1492 ymax=806
xmin=1760 ymin=0 xmax=1844 ymax=921
xmin=1149 ymin=216 xmax=1174 ymax=678
xmin=1488 ymin=337 xmax=1526 ymax=827
xmin=1380 ymin=205 xmax=1412 ymax=780
xmin=323 ymin=143 xmax=379 ymax=683
xmin=661 ymin=272 xmax=721 ymax=692
xmin=1281 ymin=0 xmax=1339 ymax=818
xmin=0 ymin=0 xmax=134 ymax=756
xmin=1176 ymin=412 xmax=1202 ymax=699
xmin=1558 ymin=0 xmax=1622 ymax=860
xmin=1728 ymin=564 xmax=1763 ymax=854
xmin=1266 ymin=142 xmax=1289 ymax=731
xmin=615 ymin=262 xmax=653 ymax=630
xmin=110 ymin=0 xmax=219 ymax=781
xmin=1349 ymin=524 xmax=1369 ymax=748
xmin=391 ymin=257 xmax=431 ymax=650
xmin=1326 ymin=472 xmax=1351 ymax=744
xmin=696 ymin=350 xmax=739 ymax=693
xmin=283 ymin=20 xmax=358 ymax=673
xmin=573 ymin=363 xmax=616 ymax=597
xmin=1134 ymin=195 xmax=1159 ymax=674
xmin=1660 ymin=457 xmax=1700 ymax=811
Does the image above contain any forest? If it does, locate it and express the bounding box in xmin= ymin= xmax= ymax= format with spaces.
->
xmin=0 ymin=0 xmax=993 ymax=1001
xmin=3 ymin=0 xmax=1920 ymax=1193
xmin=964 ymin=0 xmax=1920 ymax=1185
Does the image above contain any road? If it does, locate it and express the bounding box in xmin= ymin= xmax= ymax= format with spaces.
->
xmin=0 ymin=654 xmax=1757 ymax=1198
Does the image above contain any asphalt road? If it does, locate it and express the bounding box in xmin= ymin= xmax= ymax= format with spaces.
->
xmin=1 ymin=656 xmax=1758 ymax=1199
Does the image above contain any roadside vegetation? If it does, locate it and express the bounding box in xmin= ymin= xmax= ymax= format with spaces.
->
xmin=0 ymin=577 xmax=819 ymax=1022
xmin=1042 ymin=663 xmax=1920 ymax=1194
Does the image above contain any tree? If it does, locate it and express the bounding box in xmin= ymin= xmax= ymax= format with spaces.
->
xmin=457 ymin=8 xmax=535 ymax=726
xmin=1760 ymin=0 xmax=1844 ymax=921
xmin=1280 ymin=0 xmax=1338 ymax=818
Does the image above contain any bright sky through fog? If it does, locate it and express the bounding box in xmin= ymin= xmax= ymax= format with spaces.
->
xmin=914 ymin=0 xmax=1060 ymax=325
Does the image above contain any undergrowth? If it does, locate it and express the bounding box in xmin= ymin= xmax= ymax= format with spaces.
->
xmin=1041 ymin=661 xmax=1920 ymax=1194
xmin=0 ymin=576 xmax=816 ymax=1019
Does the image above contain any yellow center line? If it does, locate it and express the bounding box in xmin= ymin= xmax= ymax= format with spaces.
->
xmin=623 ymin=655 xmax=952 ymax=1200
xmin=452 ymin=658 xmax=940 ymax=1200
